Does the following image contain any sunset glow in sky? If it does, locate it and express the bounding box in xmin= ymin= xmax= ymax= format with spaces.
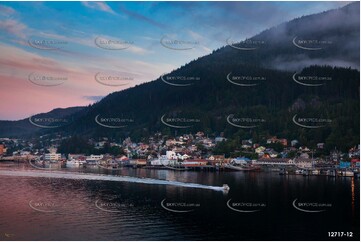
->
xmin=0 ymin=1 xmax=349 ymax=120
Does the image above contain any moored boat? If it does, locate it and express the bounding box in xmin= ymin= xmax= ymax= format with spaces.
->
xmin=338 ymin=170 xmax=354 ymax=177
xmin=66 ymin=159 xmax=84 ymax=167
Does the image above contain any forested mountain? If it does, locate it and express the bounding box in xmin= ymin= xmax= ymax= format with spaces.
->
xmin=62 ymin=65 xmax=359 ymax=152
xmin=1 ymin=2 xmax=359 ymax=152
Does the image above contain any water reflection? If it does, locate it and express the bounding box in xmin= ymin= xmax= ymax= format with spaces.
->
xmin=0 ymin=163 xmax=359 ymax=240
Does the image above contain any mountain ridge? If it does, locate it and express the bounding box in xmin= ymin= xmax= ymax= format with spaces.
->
xmin=0 ymin=2 xmax=359 ymax=153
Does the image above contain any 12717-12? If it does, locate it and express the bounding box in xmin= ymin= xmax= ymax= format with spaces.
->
xmin=328 ymin=232 xmax=353 ymax=238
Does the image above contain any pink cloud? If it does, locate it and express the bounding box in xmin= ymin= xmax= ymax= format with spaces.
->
xmin=0 ymin=42 xmax=175 ymax=120
xmin=81 ymin=2 xmax=116 ymax=15
xmin=0 ymin=44 xmax=99 ymax=120
xmin=0 ymin=75 xmax=93 ymax=120
xmin=0 ymin=19 xmax=27 ymax=39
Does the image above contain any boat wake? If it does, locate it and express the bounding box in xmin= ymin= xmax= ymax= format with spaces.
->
xmin=0 ymin=170 xmax=228 ymax=192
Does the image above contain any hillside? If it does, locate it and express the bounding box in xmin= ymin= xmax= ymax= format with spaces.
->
xmin=1 ymin=2 xmax=359 ymax=152
xmin=0 ymin=107 xmax=85 ymax=137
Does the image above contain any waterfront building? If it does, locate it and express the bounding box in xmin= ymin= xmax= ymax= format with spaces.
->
xmin=44 ymin=153 xmax=61 ymax=161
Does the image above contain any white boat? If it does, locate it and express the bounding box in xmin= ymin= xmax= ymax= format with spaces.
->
xmin=97 ymin=160 xmax=121 ymax=169
xmin=311 ymin=170 xmax=320 ymax=175
xmin=66 ymin=159 xmax=84 ymax=167
xmin=340 ymin=171 xmax=354 ymax=177
xmin=223 ymin=184 xmax=230 ymax=191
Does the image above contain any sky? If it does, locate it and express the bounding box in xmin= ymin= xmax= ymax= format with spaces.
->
xmin=0 ymin=1 xmax=350 ymax=120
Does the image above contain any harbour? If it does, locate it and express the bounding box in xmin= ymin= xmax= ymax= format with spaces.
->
xmin=3 ymin=156 xmax=357 ymax=178
xmin=0 ymin=162 xmax=358 ymax=241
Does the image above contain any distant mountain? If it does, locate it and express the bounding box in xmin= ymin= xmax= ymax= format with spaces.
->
xmin=0 ymin=107 xmax=85 ymax=137
xmin=1 ymin=3 xmax=359 ymax=152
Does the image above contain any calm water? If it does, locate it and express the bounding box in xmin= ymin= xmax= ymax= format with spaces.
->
xmin=0 ymin=162 xmax=359 ymax=241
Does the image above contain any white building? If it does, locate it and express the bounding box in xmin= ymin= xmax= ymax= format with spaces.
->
xmin=177 ymin=153 xmax=190 ymax=160
xmin=166 ymin=151 xmax=177 ymax=160
xmin=86 ymin=154 xmax=103 ymax=161
xmin=215 ymin=137 xmax=227 ymax=143
xmin=44 ymin=153 xmax=61 ymax=161
xmin=150 ymin=157 xmax=170 ymax=166
xmin=291 ymin=140 xmax=299 ymax=147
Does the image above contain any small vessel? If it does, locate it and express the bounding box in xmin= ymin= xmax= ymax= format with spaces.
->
xmin=223 ymin=184 xmax=230 ymax=191
xmin=97 ymin=160 xmax=121 ymax=170
xmin=339 ymin=170 xmax=354 ymax=177
xmin=311 ymin=169 xmax=320 ymax=175
xmin=66 ymin=159 xmax=84 ymax=167
xmin=295 ymin=169 xmax=304 ymax=175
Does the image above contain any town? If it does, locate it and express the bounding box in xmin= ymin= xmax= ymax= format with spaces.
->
xmin=0 ymin=131 xmax=359 ymax=177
